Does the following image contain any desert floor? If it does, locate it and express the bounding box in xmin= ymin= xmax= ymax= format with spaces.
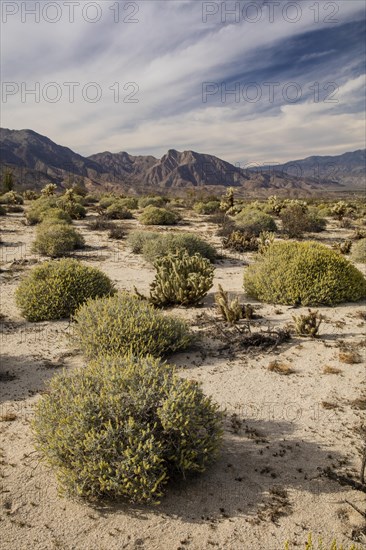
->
xmin=1 ymin=210 xmax=365 ymax=550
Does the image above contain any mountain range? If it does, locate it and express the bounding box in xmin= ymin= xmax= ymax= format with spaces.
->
xmin=0 ymin=128 xmax=365 ymax=196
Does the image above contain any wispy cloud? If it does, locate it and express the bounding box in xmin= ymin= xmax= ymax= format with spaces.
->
xmin=1 ymin=0 xmax=365 ymax=162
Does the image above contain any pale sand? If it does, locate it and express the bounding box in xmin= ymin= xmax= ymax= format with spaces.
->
xmin=0 ymin=210 xmax=365 ymax=550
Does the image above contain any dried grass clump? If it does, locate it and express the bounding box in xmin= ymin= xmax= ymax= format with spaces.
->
xmin=267 ymin=361 xmax=295 ymax=375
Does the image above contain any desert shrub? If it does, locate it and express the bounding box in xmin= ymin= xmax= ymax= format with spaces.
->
xmin=16 ymin=259 xmax=115 ymax=322
xmin=0 ymin=205 xmax=6 ymax=216
xmin=280 ymin=204 xmax=325 ymax=238
xmin=351 ymin=228 xmax=366 ymax=240
xmin=243 ymin=241 xmax=366 ymax=306
xmin=83 ymin=194 xmax=99 ymax=205
xmin=140 ymin=206 xmax=180 ymax=226
xmin=292 ymin=309 xmax=323 ymax=337
xmin=99 ymin=195 xmax=117 ymax=209
xmin=220 ymin=187 xmax=235 ymax=212
xmin=26 ymin=197 xmax=58 ymax=225
xmin=306 ymin=208 xmax=327 ymax=232
xmin=222 ymin=230 xmax=258 ymax=252
xmin=32 ymin=222 xmax=85 ymax=258
xmin=118 ymin=197 xmax=138 ymax=210
xmin=141 ymin=232 xmax=217 ymax=263
xmin=86 ymin=217 xmax=113 ymax=231
xmin=127 ymin=230 xmax=158 ymax=253
xmin=32 ymin=355 xmax=222 ymax=503
xmin=108 ymin=225 xmax=125 ymax=240
xmin=41 ymin=208 xmax=72 ymax=224
xmin=193 ymin=201 xmax=221 ymax=215
xmin=72 ymin=292 xmax=192 ymax=357
xmin=235 ymin=208 xmax=277 ymax=236
xmin=57 ymin=195 xmax=86 ymax=220
xmin=138 ymin=196 xmax=166 ymax=209
xmin=150 ymin=250 xmax=214 ymax=307
xmin=105 ymin=201 xmax=133 ymax=220
xmin=351 ymin=238 xmax=366 ymax=263
xmin=0 ymin=191 xmax=24 ymax=205
xmin=331 ymin=200 xmax=353 ymax=221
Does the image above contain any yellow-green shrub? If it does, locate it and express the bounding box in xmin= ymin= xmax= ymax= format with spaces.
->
xmin=140 ymin=206 xmax=180 ymax=226
xmin=32 ymin=221 xmax=85 ymax=257
xmin=244 ymin=241 xmax=366 ymax=305
xmin=140 ymin=232 xmax=217 ymax=263
xmin=193 ymin=201 xmax=221 ymax=214
xmin=32 ymin=355 xmax=223 ymax=503
xmin=150 ymin=250 xmax=214 ymax=306
xmin=0 ymin=191 xmax=24 ymax=205
xmin=138 ymin=196 xmax=166 ymax=209
xmin=235 ymin=208 xmax=277 ymax=236
xmin=26 ymin=196 xmax=58 ymax=224
xmin=72 ymin=292 xmax=192 ymax=358
xmin=284 ymin=532 xmax=361 ymax=549
xmin=105 ymin=200 xmax=133 ymax=220
xmin=16 ymin=259 xmax=115 ymax=321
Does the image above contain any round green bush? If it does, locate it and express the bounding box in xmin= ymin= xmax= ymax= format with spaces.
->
xmin=56 ymin=197 xmax=86 ymax=219
xmin=235 ymin=208 xmax=277 ymax=236
xmin=32 ymin=355 xmax=223 ymax=503
xmin=141 ymin=232 xmax=217 ymax=263
xmin=193 ymin=201 xmax=221 ymax=215
xmin=99 ymin=195 xmax=117 ymax=209
xmin=150 ymin=250 xmax=214 ymax=306
xmin=0 ymin=191 xmax=24 ymax=205
xmin=118 ymin=197 xmax=138 ymax=210
xmin=127 ymin=230 xmax=158 ymax=253
xmin=105 ymin=200 xmax=133 ymax=220
xmin=32 ymin=221 xmax=85 ymax=257
xmin=351 ymin=238 xmax=366 ymax=263
xmin=41 ymin=208 xmax=72 ymax=224
xmin=140 ymin=206 xmax=180 ymax=226
xmin=244 ymin=241 xmax=366 ymax=306
xmin=26 ymin=197 xmax=58 ymax=225
xmin=138 ymin=196 xmax=166 ymax=209
xmin=72 ymin=292 xmax=192 ymax=358
xmin=16 ymin=259 xmax=115 ymax=321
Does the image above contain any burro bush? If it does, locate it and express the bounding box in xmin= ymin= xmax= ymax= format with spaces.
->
xmin=140 ymin=206 xmax=180 ymax=226
xmin=244 ymin=241 xmax=366 ymax=306
xmin=141 ymin=231 xmax=217 ymax=263
xmin=32 ymin=221 xmax=85 ymax=257
xmin=32 ymin=355 xmax=223 ymax=503
xmin=72 ymin=292 xmax=192 ymax=358
xmin=105 ymin=200 xmax=133 ymax=220
xmin=16 ymin=259 xmax=115 ymax=321
xmin=235 ymin=208 xmax=277 ymax=236
xmin=138 ymin=195 xmax=166 ymax=209
xmin=150 ymin=250 xmax=214 ymax=306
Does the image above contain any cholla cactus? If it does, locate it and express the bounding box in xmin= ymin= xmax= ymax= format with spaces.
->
xmin=331 ymin=200 xmax=352 ymax=221
xmin=215 ymin=284 xmax=243 ymax=324
xmin=150 ymin=250 xmax=214 ymax=306
xmin=292 ymin=309 xmax=323 ymax=337
xmin=220 ymin=187 xmax=234 ymax=212
xmin=267 ymin=195 xmax=284 ymax=215
xmin=258 ymin=231 xmax=275 ymax=254
xmin=41 ymin=183 xmax=57 ymax=197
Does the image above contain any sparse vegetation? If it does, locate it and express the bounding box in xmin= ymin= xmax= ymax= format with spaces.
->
xmin=32 ymin=221 xmax=85 ymax=257
xmin=267 ymin=360 xmax=295 ymax=375
xmin=72 ymin=291 xmax=192 ymax=358
xmin=32 ymin=355 xmax=223 ymax=503
xmin=215 ymin=285 xmax=244 ymax=324
xmin=140 ymin=206 xmax=180 ymax=225
xmin=284 ymin=533 xmax=361 ymax=549
xmin=16 ymin=259 xmax=115 ymax=321
xmin=193 ymin=200 xmax=221 ymax=215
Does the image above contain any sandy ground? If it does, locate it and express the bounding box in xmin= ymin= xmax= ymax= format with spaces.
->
xmin=0 ymin=209 xmax=365 ymax=550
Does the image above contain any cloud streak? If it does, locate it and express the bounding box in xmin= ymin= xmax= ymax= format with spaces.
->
xmin=1 ymin=0 xmax=365 ymax=163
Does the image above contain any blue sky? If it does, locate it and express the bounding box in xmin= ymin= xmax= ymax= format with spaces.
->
xmin=1 ymin=0 xmax=365 ymax=164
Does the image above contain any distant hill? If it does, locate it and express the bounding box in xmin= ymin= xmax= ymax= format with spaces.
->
xmin=1 ymin=128 xmax=363 ymax=196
